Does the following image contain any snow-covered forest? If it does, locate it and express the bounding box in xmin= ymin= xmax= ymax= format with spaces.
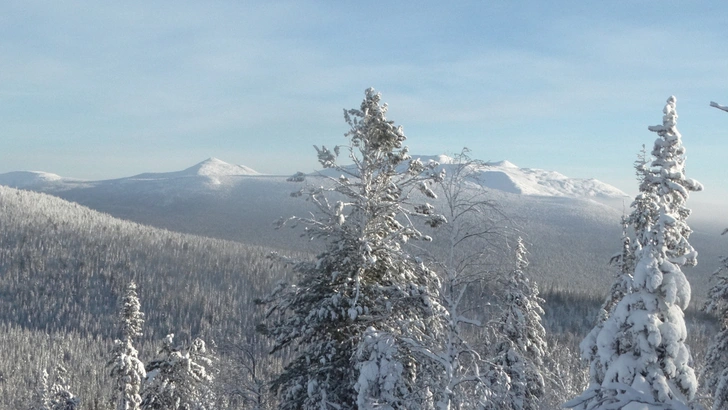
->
xmin=1 ymin=89 xmax=726 ymax=409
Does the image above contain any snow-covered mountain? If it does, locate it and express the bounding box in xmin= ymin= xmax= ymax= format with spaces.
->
xmin=417 ymin=155 xmax=629 ymax=199
xmin=0 ymin=155 xmax=717 ymax=296
xmin=0 ymin=157 xmax=260 ymax=191
xmin=0 ymin=170 xmax=68 ymax=188
xmin=0 ymin=156 xmax=626 ymax=199
xmin=131 ymin=157 xmax=259 ymax=183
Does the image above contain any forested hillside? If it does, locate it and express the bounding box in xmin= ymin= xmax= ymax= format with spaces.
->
xmin=0 ymin=186 xmax=295 ymax=408
xmin=0 ymin=163 xmax=612 ymax=409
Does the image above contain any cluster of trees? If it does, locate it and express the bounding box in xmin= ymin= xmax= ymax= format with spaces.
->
xmin=1 ymin=90 xmax=726 ymax=409
xmin=257 ymin=91 xmax=726 ymax=410
xmin=107 ymin=282 xmax=215 ymax=410
xmin=0 ymin=186 xmax=293 ymax=408
xmin=29 ymin=281 xmax=216 ymax=410
xmin=255 ymin=89 xmax=573 ymax=409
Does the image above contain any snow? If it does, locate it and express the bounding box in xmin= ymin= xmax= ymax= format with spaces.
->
xmin=477 ymin=160 xmax=628 ymax=198
xmin=131 ymin=157 xmax=260 ymax=182
xmin=186 ymin=157 xmax=259 ymax=177
xmin=488 ymin=160 xmax=519 ymax=168
xmin=0 ymin=155 xmax=627 ymax=200
xmin=0 ymin=171 xmax=64 ymax=188
xmin=410 ymin=155 xmax=629 ymax=199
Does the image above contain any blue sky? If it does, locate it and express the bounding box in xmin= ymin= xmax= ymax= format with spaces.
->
xmin=3 ymin=1 xmax=728 ymax=203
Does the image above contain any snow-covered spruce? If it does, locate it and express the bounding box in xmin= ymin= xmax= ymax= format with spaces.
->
xmin=140 ymin=334 xmax=216 ymax=410
xmin=579 ymin=215 xmax=635 ymax=393
xmin=486 ymin=237 xmax=547 ymax=410
xmin=258 ymin=88 xmax=447 ymax=409
xmin=703 ymin=252 xmax=728 ymax=410
xmin=46 ymin=363 xmax=80 ymax=410
xmin=566 ymin=96 xmax=702 ymax=410
xmin=109 ymin=281 xmax=146 ymax=410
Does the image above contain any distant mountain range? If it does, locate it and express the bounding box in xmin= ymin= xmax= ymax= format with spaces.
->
xmin=0 ymin=156 xmax=629 ymax=200
xmin=1 ymin=156 xmax=719 ymax=298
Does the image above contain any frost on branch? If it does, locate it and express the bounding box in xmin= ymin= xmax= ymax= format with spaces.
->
xmin=314 ymin=145 xmax=338 ymax=168
xmin=710 ymin=101 xmax=728 ymax=113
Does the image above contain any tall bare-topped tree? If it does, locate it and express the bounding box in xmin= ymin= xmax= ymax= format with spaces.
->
xmin=431 ymin=150 xmax=508 ymax=409
xmin=567 ymin=96 xmax=703 ymax=409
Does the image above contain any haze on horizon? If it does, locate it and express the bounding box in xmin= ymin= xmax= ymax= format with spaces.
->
xmin=2 ymin=1 xmax=728 ymax=204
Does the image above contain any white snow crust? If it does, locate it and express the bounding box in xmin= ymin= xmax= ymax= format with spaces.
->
xmin=0 ymin=171 xmax=64 ymax=188
xmin=414 ymin=155 xmax=629 ymax=199
xmin=131 ymin=157 xmax=260 ymax=182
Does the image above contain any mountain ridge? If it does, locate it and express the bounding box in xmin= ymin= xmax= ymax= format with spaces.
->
xmin=130 ymin=157 xmax=260 ymax=181
xmin=0 ymin=155 xmax=627 ymax=200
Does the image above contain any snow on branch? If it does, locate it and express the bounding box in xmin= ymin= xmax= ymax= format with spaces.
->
xmin=711 ymin=101 xmax=728 ymax=113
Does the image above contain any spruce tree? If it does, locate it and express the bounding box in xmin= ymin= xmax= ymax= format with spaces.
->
xmin=258 ymin=88 xmax=447 ymax=409
xmin=140 ymin=334 xmax=215 ymax=410
xmin=48 ymin=363 xmax=79 ymax=410
xmin=487 ymin=237 xmax=546 ymax=410
xmin=566 ymin=96 xmax=703 ymax=409
xmin=32 ymin=369 xmax=52 ymax=410
xmin=579 ymin=210 xmax=636 ymax=392
xmin=109 ymin=281 xmax=146 ymax=410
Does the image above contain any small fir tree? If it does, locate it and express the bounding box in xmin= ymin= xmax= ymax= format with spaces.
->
xmin=48 ymin=363 xmax=79 ymax=410
xmin=487 ymin=237 xmax=547 ymax=410
xmin=566 ymin=96 xmax=702 ymax=410
xmin=109 ymin=281 xmax=146 ymax=410
xmin=32 ymin=369 xmax=52 ymax=410
xmin=141 ymin=334 xmax=215 ymax=410
xmin=258 ymin=88 xmax=447 ymax=409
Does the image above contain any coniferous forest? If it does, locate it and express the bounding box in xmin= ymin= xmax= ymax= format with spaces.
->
xmin=2 ymin=89 xmax=727 ymax=409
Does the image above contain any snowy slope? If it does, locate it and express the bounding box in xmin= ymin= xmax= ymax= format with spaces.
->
xmin=0 ymin=170 xmax=66 ymax=188
xmin=415 ymin=155 xmax=628 ymax=199
xmin=0 ymin=158 xmax=261 ymax=192
xmin=131 ymin=157 xmax=259 ymax=182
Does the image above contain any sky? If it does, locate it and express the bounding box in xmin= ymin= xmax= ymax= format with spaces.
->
xmin=3 ymin=1 xmax=728 ymax=204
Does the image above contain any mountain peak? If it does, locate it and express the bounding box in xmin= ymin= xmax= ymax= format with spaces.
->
xmin=0 ymin=171 xmax=64 ymax=188
xmin=182 ymin=158 xmax=259 ymax=177
xmin=487 ymin=160 xmax=518 ymax=169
